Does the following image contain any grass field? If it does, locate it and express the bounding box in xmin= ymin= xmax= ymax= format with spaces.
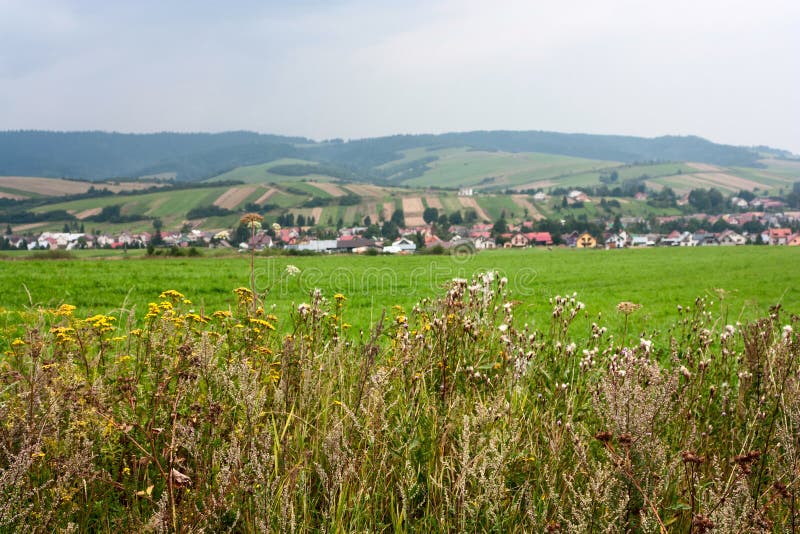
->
xmin=403 ymin=148 xmax=617 ymax=189
xmin=205 ymin=158 xmax=328 ymax=183
xmin=2 ymin=247 xmax=797 ymax=337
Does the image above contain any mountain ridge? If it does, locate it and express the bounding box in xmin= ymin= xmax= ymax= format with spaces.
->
xmin=0 ymin=129 xmax=780 ymax=183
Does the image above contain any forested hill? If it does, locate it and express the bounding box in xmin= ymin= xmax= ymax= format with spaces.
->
xmin=0 ymin=131 xmax=306 ymax=181
xmin=0 ymin=129 xmax=765 ymax=182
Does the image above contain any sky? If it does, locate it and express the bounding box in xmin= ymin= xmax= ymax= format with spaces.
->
xmin=1 ymin=0 xmax=798 ymax=153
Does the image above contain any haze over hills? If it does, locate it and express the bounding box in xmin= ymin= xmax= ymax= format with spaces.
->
xmin=0 ymin=129 xmax=782 ymax=183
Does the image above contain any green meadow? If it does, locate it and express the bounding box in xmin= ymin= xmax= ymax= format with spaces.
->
xmin=2 ymin=246 xmax=797 ymax=337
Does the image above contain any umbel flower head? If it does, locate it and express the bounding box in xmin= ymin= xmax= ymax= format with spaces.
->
xmin=240 ymin=213 xmax=264 ymax=230
xmin=616 ymin=301 xmax=642 ymax=315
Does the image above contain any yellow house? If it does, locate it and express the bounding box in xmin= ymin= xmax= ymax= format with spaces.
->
xmin=576 ymin=232 xmax=597 ymax=249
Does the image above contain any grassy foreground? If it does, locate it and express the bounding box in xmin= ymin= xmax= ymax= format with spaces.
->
xmin=1 ymin=267 xmax=800 ymax=531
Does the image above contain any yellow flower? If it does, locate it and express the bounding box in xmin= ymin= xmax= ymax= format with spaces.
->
xmin=213 ymin=310 xmax=233 ymax=319
xmin=234 ymin=287 xmax=254 ymax=304
xmin=11 ymin=338 xmax=26 ymax=347
xmin=54 ymin=303 xmax=76 ymax=317
xmin=145 ymin=303 xmax=160 ymax=319
xmin=334 ymin=293 xmax=346 ymax=302
xmin=159 ymin=289 xmax=185 ymax=301
xmin=249 ymin=318 xmax=276 ymax=331
xmin=185 ymin=313 xmax=208 ymax=323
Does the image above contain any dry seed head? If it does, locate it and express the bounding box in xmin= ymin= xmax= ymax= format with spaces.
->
xmin=240 ymin=213 xmax=264 ymax=226
xmin=616 ymin=301 xmax=642 ymax=315
xmin=681 ymin=450 xmax=705 ymax=464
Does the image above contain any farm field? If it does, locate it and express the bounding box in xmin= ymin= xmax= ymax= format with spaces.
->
xmin=1 ymin=247 xmax=797 ymax=339
xmin=206 ymin=158 xmax=326 ymax=184
xmin=402 ymin=148 xmax=617 ymax=189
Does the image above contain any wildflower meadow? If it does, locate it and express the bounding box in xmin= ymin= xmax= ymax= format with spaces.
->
xmin=0 ymin=247 xmax=799 ymax=531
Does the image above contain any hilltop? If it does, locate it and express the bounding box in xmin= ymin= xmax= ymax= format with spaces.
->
xmin=0 ymin=129 xmax=779 ymax=184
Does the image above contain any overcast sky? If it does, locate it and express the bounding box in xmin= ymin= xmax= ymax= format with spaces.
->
xmin=1 ymin=0 xmax=798 ymax=152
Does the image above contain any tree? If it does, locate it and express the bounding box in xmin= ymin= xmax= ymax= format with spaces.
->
xmin=296 ymin=214 xmax=306 ymax=227
xmin=364 ymin=224 xmax=381 ymax=238
xmin=448 ymin=211 xmax=463 ymax=225
xmin=233 ymin=224 xmax=250 ymax=245
xmin=423 ymin=207 xmax=439 ymax=224
xmin=611 ymin=215 xmax=623 ymax=233
xmin=390 ymin=209 xmax=405 ymax=227
xmin=381 ymin=220 xmax=399 ymax=240
xmin=492 ymin=218 xmax=508 ymax=235
xmin=6 ymin=224 xmax=13 ymax=235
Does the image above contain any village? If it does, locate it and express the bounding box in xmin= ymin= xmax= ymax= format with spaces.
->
xmin=4 ymin=206 xmax=800 ymax=253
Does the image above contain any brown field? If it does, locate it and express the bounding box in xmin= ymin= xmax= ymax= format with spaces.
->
xmin=254 ymin=188 xmax=277 ymax=206
xmin=425 ymin=196 xmax=443 ymax=210
xmin=74 ymin=207 xmax=102 ymax=220
xmin=511 ymin=195 xmax=544 ymax=220
xmin=0 ymin=177 xmax=93 ymax=196
xmin=458 ymin=197 xmax=491 ymax=222
xmin=10 ymin=222 xmax=46 ymax=232
xmin=342 ymin=184 xmax=385 ymax=197
xmin=363 ymin=203 xmax=379 ymax=223
xmin=308 ymin=182 xmax=346 ymax=197
xmin=103 ymin=182 xmax=167 ymax=193
xmin=402 ymin=197 xmax=426 ymax=226
xmin=382 ymin=202 xmax=395 ymax=221
xmin=309 ymin=207 xmax=323 ymax=223
xmin=0 ymin=191 xmax=27 ymax=200
xmin=213 ymin=186 xmax=259 ymax=210
xmin=0 ymin=176 xmax=166 ymax=196
xmin=687 ymin=173 xmax=764 ymax=191
xmin=687 ymin=162 xmax=722 ymax=172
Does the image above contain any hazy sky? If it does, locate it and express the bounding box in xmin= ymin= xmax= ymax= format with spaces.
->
xmin=1 ymin=0 xmax=798 ymax=152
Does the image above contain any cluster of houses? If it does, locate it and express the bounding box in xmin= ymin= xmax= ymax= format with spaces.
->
xmin=596 ymin=228 xmax=800 ymax=248
xmin=6 ymin=208 xmax=800 ymax=252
